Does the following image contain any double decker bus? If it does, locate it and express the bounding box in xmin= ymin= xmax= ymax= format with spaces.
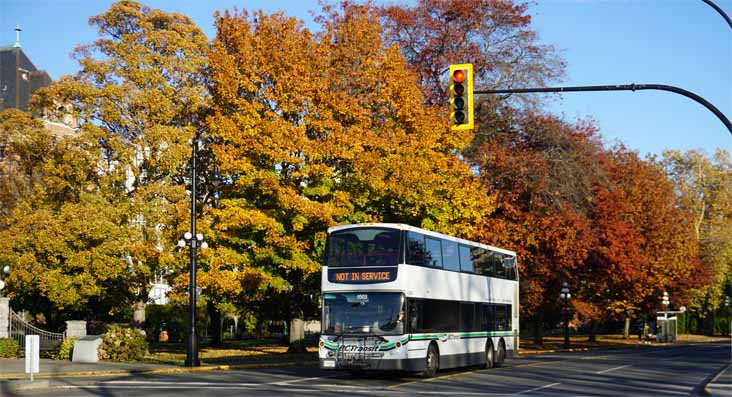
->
xmin=318 ymin=223 xmax=519 ymax=377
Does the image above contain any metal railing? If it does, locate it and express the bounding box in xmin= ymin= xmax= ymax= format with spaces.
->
xmin=9 ymin=309 xmax=64 ymax=350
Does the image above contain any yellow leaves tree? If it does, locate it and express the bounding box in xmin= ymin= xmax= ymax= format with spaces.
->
xmin=663 ymin=149 xmax=732 ymax=324
xmin=6 ymin=0 xmax=209 ymax=325
xmin=207 ymin=3 xmax=493 ymax=348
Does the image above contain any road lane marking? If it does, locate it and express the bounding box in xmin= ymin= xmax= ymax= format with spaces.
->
xmin=514 ymin=382 xmax=561 ymax=395
xmin=387 ymin=368 xmax=482 ymax=388
xmin=99 ymin=380 xmax=261 ymax=386
xmin=59 ymin=385 xmax=518 ymax=395
xmin=269 ymin=375 xmax=337 ymax=385
xmin=595 ymin=364 xmax=631 ymax=374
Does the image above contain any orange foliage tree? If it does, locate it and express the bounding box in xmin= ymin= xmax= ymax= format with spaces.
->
xmin=206 ymin=2 xmax=493 ymax=348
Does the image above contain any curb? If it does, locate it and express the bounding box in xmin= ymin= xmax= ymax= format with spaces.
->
xmin=0 ymin=379 xmax=52 ymax=393
xmin=0 ymin=360 xmax=319 ymax=390
xmin=517 ymin=340 xmax=685 ymax=356
xmin=518 ymin=347 xmax=592 ymax=355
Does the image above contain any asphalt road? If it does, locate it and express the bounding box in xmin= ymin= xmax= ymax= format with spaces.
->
xmin=13 ymin=342 xmax=731 ymax=397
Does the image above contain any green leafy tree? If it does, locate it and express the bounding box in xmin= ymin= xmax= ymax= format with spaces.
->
xmin=11 ymin=0 xmax=210 ymax=326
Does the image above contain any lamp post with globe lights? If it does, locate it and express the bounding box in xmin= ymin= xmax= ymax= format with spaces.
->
xmin=178 ymin=131 xmax=211 ymax=367
xmin=657 ymin=291 xmax=685 ymax=343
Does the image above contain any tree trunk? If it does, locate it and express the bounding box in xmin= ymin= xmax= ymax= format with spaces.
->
xmin=588 ymin=318 xmax=597 ymax=343
xmin=704 ymin=313 xmax=714 ymax=336
xmin=532 ymin=314 xmax=543 ymax=347
xmin=623 ymin=315 xmax=630 ymax=339
xmin=207 ymin=301 xmax=222 ymax=347
xmin=287 ymin=293 xmax=306 ymax=353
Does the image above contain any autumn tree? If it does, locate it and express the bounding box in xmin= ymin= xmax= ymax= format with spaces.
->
xmin=378 ymin=0 xmax=565 ymax=107
xmin=0 ymin=110 xmax=136 ymax=328
xmin=207 ymin=2 xmax=494 ymax=350
xmin=468 ymin=100 xmax=601 ymax=344
xmin=663 ymin=149 xmax=732 ymax=333
xmin=587 ymin=146 xmax=702 ymax=338
xmin=21 ymin=0 xmax=210 ymax=326
xmin=0 ymin=110 xmax=52 ymax=225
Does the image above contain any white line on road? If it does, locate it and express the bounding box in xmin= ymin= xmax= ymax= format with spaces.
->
xmin=269 ymin=375 xmax=336 ymax=385
xmin=59 ymin=385 xmax=522 ymax=395
xmin=514 ymin=382 xmax=561 ymax=395
xmin=595 ymin=364 xmax=631 ymax=374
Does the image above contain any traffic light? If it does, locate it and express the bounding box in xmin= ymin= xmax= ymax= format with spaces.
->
xmin=449 ymin=63 xmax=474 ymax=131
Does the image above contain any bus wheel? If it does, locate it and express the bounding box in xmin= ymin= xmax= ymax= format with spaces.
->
xmin=495 ymin=340 xmax=506 ymax=367
xmin=423 ymin=344 xmax=439 ymax=378
xmin=484 ymin=342 xmax=494 ymax=369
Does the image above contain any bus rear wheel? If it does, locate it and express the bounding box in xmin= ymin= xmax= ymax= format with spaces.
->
xmin=423 ymin=344 xmax=439 ymax=378
xmin=495 ymin=341 xmax=506 ymax=367
xmin=484 ymin=342 xmax=494 ymax=369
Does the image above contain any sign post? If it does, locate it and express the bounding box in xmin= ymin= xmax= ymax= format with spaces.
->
xmin=25 ymin=335 xmax=39 ymax=381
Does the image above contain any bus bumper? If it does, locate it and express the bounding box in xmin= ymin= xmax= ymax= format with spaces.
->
xmin=319 ymin=357 xmax=424 ymax=372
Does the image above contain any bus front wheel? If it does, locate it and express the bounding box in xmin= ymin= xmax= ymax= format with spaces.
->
xmin=484 ymin=342 xmax=494 ymax=369
xmin=423 ymin=344 xmax=439 ymax=378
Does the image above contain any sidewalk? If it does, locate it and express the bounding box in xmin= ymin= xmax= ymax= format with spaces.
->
xmin=0 ymin=358 xmax=175 ymax=380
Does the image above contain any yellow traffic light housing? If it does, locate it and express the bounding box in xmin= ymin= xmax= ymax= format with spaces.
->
xmin=449 ymin=63 xmax=474 ymax=131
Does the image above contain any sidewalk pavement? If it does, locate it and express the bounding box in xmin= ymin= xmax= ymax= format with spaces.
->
xmin=0 ymin=356 xmax=318 ymax=392
xmin=706 ymin=363 xmax=732 ymax=397
xmin=0 ymin=358 xmax=175 ymax=380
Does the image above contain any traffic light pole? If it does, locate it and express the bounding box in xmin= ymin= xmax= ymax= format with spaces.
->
xmin=475 ymin=83 xmax=731 ymax=134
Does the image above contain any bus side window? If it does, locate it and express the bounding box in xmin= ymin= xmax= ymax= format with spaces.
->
xmin=472 ymin=247 xmax=492 ymax=276
xmin=425 ymin=237 xmax=443 ymax=268
xmin=460 ymin=303 xmax=476 ymax=332
xmin=407 ymin=232 xmax=427 ymax=266
xmin=485 ymin=304 xmax=495 ymax=331
xmin=459 ymin=244 xmax=473 ymax=273
xmin=442 ymin=240 xmax=460 ymax=271
xmin=494 ymin=305 xmax=508 ymax=331
xmin=408 ymin=300 xmax=422 ymax=333
xmin=492 ymin=253 xmax=506 ymax=279
xmin=503 ymin=256 xmax=517 ymax=280
xmin=477 ymin=303 xmax=488 ymax=331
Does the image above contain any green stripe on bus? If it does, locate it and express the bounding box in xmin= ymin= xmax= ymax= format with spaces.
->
xmin=409 ymin=331 xmax=513 ymax=340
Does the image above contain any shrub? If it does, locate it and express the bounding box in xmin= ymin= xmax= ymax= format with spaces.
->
xmin=54 ymin=337 xmax=78 ymax=361
xmin=98 ymin=325 xmax=148 ymax=362
xmin=146 ymin=304 xmax=197 ymax=343
xmin=0 ymin=338 xmax=20 ymax=358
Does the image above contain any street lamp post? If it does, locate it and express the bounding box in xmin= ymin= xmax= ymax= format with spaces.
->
xmin=560 ymin=282 xmax=571 ymax=349
xmin=177 ymin=134 xmax=208 ymax=367
xmin=661 ymin=291 xmax=670 ymax=342
xmin=724 ymin=296 xmax=730 ymax=336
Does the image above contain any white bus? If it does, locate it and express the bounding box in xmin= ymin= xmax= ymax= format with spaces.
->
xmin=318 ymin=223 xmax=519 ymax=377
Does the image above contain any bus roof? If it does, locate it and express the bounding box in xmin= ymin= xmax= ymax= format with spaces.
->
xmin=327 ymin=223 xmax=517 ymax=257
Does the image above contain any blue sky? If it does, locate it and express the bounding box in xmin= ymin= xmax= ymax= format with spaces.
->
xmin=1 ymin=0 xmax=730 ymax=157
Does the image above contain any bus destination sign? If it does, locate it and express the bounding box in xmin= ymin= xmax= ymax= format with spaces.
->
xmin=327 ymin=267 xmax=397 ymax=284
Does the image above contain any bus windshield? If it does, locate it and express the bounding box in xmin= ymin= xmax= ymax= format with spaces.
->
xmin=325 ymin=228 xmax=401 ymax=267
xmin=322 ymin=292 xmax=404 ymax=335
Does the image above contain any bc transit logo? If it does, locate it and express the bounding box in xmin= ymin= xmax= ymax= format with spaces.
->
xmin=339 ymin=344 xmax=381 ymax=352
